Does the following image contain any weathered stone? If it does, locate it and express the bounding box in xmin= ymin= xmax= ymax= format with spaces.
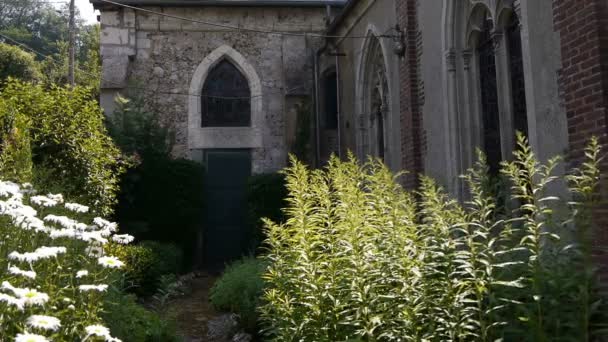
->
xmin=98 ymin=5 xmax=327 ymax=173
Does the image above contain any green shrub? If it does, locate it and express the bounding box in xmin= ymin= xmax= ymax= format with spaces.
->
xmin=246 ymin=173 xmax=287 ymax=250
xmin=103 ymin=287 xmax=180 ymax=342
xmin=110 ymin=94 xmax=204 ymax=268
xmin=140 ymin=240 xmax=184 ymax=277
xmin=0 ymin=43 xmax=41 ymax=83
xmin=107 ymin=241 xmax=183 ymax=297
xmin=260 ymin=135 xmax=606 ymax=341
xmin=210 ymin=257 xmax=267 ymax=334
xmin=0 ymin=80 xmax=125 ymax=215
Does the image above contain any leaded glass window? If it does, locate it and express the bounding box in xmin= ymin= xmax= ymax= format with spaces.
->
xmin=477 ymin=18 xmax=502 ymax=174
xmin=507 ymin=14 xmax=528 ymax=137
xmin=201 ymin=60 xmax=251 ymax=127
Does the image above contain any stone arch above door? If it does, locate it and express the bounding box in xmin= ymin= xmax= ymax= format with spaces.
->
xmin=188 ymin=45 xmax=263 ymax=150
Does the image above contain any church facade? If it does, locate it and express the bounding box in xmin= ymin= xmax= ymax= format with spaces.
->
xmin=92 ymin=0 xmax=608 ymax=270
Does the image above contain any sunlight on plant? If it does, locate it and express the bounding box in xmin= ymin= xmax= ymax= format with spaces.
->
xmin=259 ymin=135 xmax=606 ymax=341
xmin=0 ymin=180 xmax=133 ymax=341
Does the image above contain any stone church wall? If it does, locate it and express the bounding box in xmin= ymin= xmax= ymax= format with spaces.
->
xmin=99 ymin=6 xmax=327 ymax=173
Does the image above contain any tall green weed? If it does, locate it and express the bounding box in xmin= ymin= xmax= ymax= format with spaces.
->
xmin=260 ymin=135 xmax=606 ymax=341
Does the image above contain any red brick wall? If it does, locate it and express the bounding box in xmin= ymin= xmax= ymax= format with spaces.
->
xmin=396 ymin=0 xmax=423 ymax=190
xmin=553 ymin=0 xmax=608 ymax=279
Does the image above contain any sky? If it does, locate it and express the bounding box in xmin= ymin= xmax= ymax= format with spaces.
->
xmin=76 ymin=0 xmax=99 ymax=24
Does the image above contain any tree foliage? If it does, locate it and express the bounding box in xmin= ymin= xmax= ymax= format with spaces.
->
xmin=0 ymin=79 xmax=125 ymax=215
xmin=0 ymin=42 xmax=41 ymax=82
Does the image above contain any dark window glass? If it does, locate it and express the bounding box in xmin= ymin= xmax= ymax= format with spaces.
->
xmin=201 ymin=60 xmax=251 ymax=127
xmin=323 ymin=72 xmax=338 ymax=129
xmin=507 ymin=14 xmax=528 ymax=137
xmin=478 ymin=18 xmax=502 ymax=174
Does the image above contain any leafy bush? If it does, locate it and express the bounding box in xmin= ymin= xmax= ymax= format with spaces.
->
xmin=0 ymin=80 xmax=125 ymax=215
xmin=107 ymin=241 xmax=183 ymax=297
xmin=0 ymin=180 xmax=133 ymax=340
xmin=140 ymin=240 xmax=184 ymax=276
xmin=211 ymin=257 xmax=267 ymax=333
xmin=0 ymin=43 xmax=41 ymax=83
xmin=103 ymin=287 xmax=180 ymax=342
xmin=110 ymin=94 xmax=204 ymax=268
xmin=260 ymin=135 xmax=606 ymax=341
xmin=246 ymin=173 xmax=287 ymax=250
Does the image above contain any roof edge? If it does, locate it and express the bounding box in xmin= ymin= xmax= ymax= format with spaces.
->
xmin=91 ymin=0 xmax=347 ymax=9
xmin=326 ymin=0 xmax=358 ymax=35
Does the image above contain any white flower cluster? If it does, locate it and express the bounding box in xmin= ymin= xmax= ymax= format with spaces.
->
xmin=0 ymin=181 xmax=130 ymax=340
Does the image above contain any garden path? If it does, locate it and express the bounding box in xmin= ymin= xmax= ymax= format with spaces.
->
xmin=167 ymin=274 xmax=220 ymax=341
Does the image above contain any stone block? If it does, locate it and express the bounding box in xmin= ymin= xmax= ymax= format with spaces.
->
xmin=101 ymin=27 xmax=130 ymax=45
xmin=101 ymin=45 xmax=135 ymax=57
xmin=101 ymin=55 xmax=129 ymax=89
xmin=100 ymin=11 xmax=120 ymax=27
xmin=123 ymin=9 xmax=136 ymax=28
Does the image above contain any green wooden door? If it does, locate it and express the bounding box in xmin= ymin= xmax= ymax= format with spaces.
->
xmin=202 ymin=149 xmax=252 ymax=271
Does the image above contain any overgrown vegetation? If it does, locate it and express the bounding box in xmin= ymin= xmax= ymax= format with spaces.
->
xmin=109 ymin=94 xmax=204 ymax=270
xmin=0 ymin=180 xmax=130 ymax=340
xmin=103 ymin=287 xmax=180 ymax=342
xmin=210 ymin=257 xmax=267 ymax=334
xmin=260 ymin=135 xmax=607 ymax=341
xmin=0 ymin=42 xmax=41 ymax=83
xmin=0 ymin=79 xmax=125 ymax=215
xmin=246 ymin=173 xmax=287 ymax=251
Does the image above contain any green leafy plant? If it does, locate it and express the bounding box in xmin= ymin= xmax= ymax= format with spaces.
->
xmin=103 ymin=287 xmax=180 ymax=342
xmin=0 ymin=43 xmax=41 ymax=83
xmin=0 ymin=79 xmax=125 ymax=215
xmin=260 ymin=135 xmax=605 ymax=341
xmin=107 ymin=241 xmax=183 ymax=297
xmin=0 ymin=180 xmax=133 ymax=340
xmin=110 ymin=93 xmax=204 ymax=268
xmin=210 ymin=257 xmax=267 ymax=334
xmin=246 ymin=173 xmax=288 ymax=251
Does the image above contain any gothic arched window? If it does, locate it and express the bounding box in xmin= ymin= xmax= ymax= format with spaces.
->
xmin=507 ymin=13 xmax=528 ymax=137
xmin=201 ymin=60 xmax=251 ymax=127
xmin=359 ymin=35 xmax=389 ymax=162
xmin=477 ymin=17 xmax=502 ymax=173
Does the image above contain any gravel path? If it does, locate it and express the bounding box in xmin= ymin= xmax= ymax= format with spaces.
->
xmin=166 ymin=274 xmax=220 ymax=341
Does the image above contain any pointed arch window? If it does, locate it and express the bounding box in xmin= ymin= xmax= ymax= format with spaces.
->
xmin=359 ymin=35 xmax=389 ymax=162
xmin=201 ymin=60 xmax=251 ymax=127
xmin=507 ymin=13 xmax=528 ymax=137
xmin=477 ymin=17 xmax=502 ymax=174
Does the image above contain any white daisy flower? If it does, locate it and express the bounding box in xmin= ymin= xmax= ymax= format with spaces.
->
xmin=112 ymin=234 xmax=135 ymax=245
xmin=14 ymin=333 xmax=49 ymax=342
xmin=26 ymin=315 xmax=61 ymax=331
xmin=93 ymin=217 xmax=118 ymax=232
xmin=49 ymin=228 xmax=77 ymax=239
xmin=64 ymin=202 xmax=89 ymax=213
xmin=0 ymin=293 xmax=24 ymax=310
xmin=19 ymin=289 xmax=50 ymax=306
xmin=98 ymin=256 xmax=124 ymax=269
xmin=108 ymin=337 xmax=123 ymax=342
xmin=35 ymin=246 xmax=67 ymax=258
xmin=0 ymin=181 xmax=21 ymax=197
xmin=8 ymin=251 xmax=41 ymax=263
xmin=8 ymin=266 xmax=37 ymax=279
xmin=67 ymin=304 xmax=75 ymax=310
xmin=79 ymin=284 xmax=108 ymax=292
xmin=80 ymin=231 xmax=108 ymax=244
xmin=43 ymin=215 xmax=77 ymax=229
xmin=84 ymin=324 xmax=110 ymax=338
xmin=30 ymin=195 xmax=58 ymax=208
xmin=46 ymin=193 xmax=64 ymax=203
xmin=76 ymin=270 xmax=89 ymax=278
